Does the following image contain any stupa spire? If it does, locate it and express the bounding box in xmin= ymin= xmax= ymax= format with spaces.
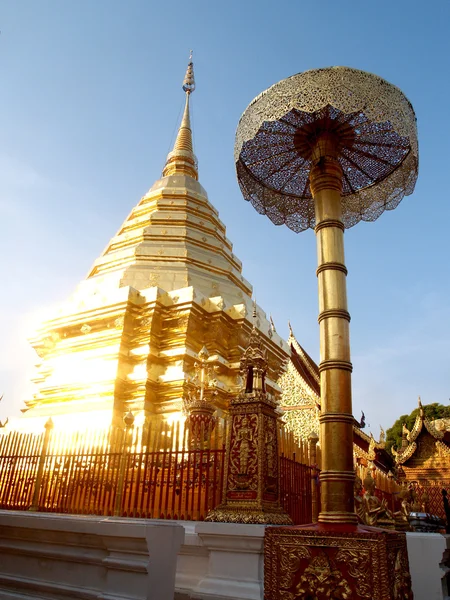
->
xmin=163 ymin=51 xmax=198 ymax=180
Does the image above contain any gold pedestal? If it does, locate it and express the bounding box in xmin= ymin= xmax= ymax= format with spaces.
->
xmin=206 ymin=383 xmax=292 ymax=525
xmin=264 ymin=524 xmax=413 ymax=600
xmin=206 ymin=324 xmax=292 ymax=525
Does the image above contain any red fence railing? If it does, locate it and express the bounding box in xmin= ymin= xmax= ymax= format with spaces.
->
xmin=279 ymin=455 xmax=313 ymax=525
xmin=0 ymin=420 xmax=317 ymax=524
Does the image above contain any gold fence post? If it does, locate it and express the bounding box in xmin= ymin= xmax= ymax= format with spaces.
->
xmin=29 ymin=417 xmax=53 ymax=512
xmin=308 ymin=431 xmax=319 ymax=523
xmin=114 ymin=411 xmax=135 ymax=517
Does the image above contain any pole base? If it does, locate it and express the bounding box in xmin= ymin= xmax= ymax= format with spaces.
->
xmin=206 ymin=504 xmax=293 ymax=525
xmin=264 ymin=523 xmax=413 ymax=599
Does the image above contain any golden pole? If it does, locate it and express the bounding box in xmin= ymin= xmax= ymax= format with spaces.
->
xmin=237 ymin=67 xmax=417 ymax=599
xmin=310 ymin=136 xmax=356 ymax=525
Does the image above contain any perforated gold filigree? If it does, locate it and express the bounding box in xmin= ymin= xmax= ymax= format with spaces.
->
xmin=235 ymin=67 xmax=418 ymax=233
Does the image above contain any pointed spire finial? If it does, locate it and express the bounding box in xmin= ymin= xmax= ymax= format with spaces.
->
xmin=162 ymin=52 xmax=198 ymax=180
xmin=240 ymin=299 xmax=267 ymax=394
xmin=182 ymin=50 xmax=195 ymax=94
xmin=418 ymin=396 xmax=424 ymax=418
xmin=269 ymin=315 xmax=276 ymax=332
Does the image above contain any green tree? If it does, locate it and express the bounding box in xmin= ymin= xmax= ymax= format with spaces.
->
xmin=386 ymin=402 xmax=450 ymax=456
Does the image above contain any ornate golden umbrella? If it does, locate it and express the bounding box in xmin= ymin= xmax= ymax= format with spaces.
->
xmin=236 ymin=67 xmax=417 ymax=230
xmin=235 ymin=67 xmax=418 ymax=599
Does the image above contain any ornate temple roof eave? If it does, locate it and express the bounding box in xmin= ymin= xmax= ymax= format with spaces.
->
xmin=423 ymin=415 xmax=445 ymax=439
xmin=393 ymin=441 xmax=417 ymax=465
xmin=352 ymin=425 xmax=384 ymax=450
xmin=287 ymin=344 xmax=320 ymax=398
xmin=392 ymin=405 xmax=449 ymax=465
xmin=403 ymin=403 xmax=445 ymax=446
xmin=288 ymin=327 xmax=320 ymax=386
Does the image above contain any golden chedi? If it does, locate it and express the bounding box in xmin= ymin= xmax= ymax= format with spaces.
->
xmin=17 ymin=56 xmax=288 ymax=432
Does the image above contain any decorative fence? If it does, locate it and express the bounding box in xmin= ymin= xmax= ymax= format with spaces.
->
xmin=278 ymin=427 xmax=315 ymax=525
xmin=0 ymin=429 xmax=44 ymax=510
xmin=0 ymin=418 xmax=315 ymax=524
xmin=408 ymin=482 xmax=450 ymax=520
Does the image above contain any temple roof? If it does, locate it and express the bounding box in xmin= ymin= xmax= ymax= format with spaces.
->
xmin=288 ymin=325 xmax=320 ymax=397
xmin=392 ymin=399 xmax=450 ymax=465
xmin=284 ymin=327 xmax=390 ymax=464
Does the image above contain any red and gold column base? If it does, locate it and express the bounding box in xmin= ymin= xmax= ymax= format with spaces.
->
xmin=206 ymin=505 xmax=293 ymax=525
xmin=264 ymin=523 xmax=413 ymax=600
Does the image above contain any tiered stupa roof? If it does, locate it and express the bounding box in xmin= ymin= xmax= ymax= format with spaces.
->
xmin=85 ymin=57 xmax=251 ymax=306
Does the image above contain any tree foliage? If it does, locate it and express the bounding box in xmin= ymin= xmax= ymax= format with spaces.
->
xmin=385 ymin=403 xmax=450 ymax=456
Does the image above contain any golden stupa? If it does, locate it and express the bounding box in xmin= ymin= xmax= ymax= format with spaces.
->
xmin=18 ymin=57 xmax=290 ymax=432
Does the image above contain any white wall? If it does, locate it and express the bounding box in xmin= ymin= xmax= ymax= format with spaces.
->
xmin=0 ymin=511 xmax=184 ymax=600
xmin=0 ymin=512 xmax=447 ymax=600
xmin=176 ymin=522 xmax=265 ymax=600
xmin=407 ymin=532 xmax=450 ymax=600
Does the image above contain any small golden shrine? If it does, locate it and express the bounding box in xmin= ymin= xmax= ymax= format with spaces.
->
xmin=393 ymin=399 xmax=450 ymax=488
xmin=17 ymin=56 xmax=288 ymax=432
xmin=207 ymin=307 xmax=292 ymax=524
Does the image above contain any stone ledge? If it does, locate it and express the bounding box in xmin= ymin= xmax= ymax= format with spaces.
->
xmin=0 ymin=511 xmax=184 ymax=600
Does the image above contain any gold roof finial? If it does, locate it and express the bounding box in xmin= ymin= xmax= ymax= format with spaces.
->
xmin=288 ymin=320 xmax=294 ymax=338
xmin=162 ymin=52 xmax=198 ymax=180
xmin=269 ymin=315 xmax=276 ymax=332
xmin=250 ymin=298 xmax=259 ymax=331
xmin=183 ymin=50 xmax=195 ymax=94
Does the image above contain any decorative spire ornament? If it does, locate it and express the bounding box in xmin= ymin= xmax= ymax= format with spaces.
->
xmin=182 ymin=50 xmax=195 ymax=93
xmin=163 ymin=52 xmax=198 ymax=179
xmin=269 ymin=315 xmax=276 ymax=332
xmin=184 ymin=346 xmax=217 ymax=448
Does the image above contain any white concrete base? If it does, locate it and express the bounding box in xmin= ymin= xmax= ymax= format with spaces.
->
xmin=0 ymin=513 xmax=447 ymax=600
xmin=406 ymin=532 xmax=450 ymax=600
xmin=0 ymin=511 xmax=184 ymax=600
xmin=175 ymin=522 xmax=265 ymax=600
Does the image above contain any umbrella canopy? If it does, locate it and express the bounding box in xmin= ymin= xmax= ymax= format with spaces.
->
xmin=235 ymin=67 xmax=418 ymax=233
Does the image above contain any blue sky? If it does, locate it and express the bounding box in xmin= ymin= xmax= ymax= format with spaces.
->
xmin=1 ymin=0 xmax=449 ymax=433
